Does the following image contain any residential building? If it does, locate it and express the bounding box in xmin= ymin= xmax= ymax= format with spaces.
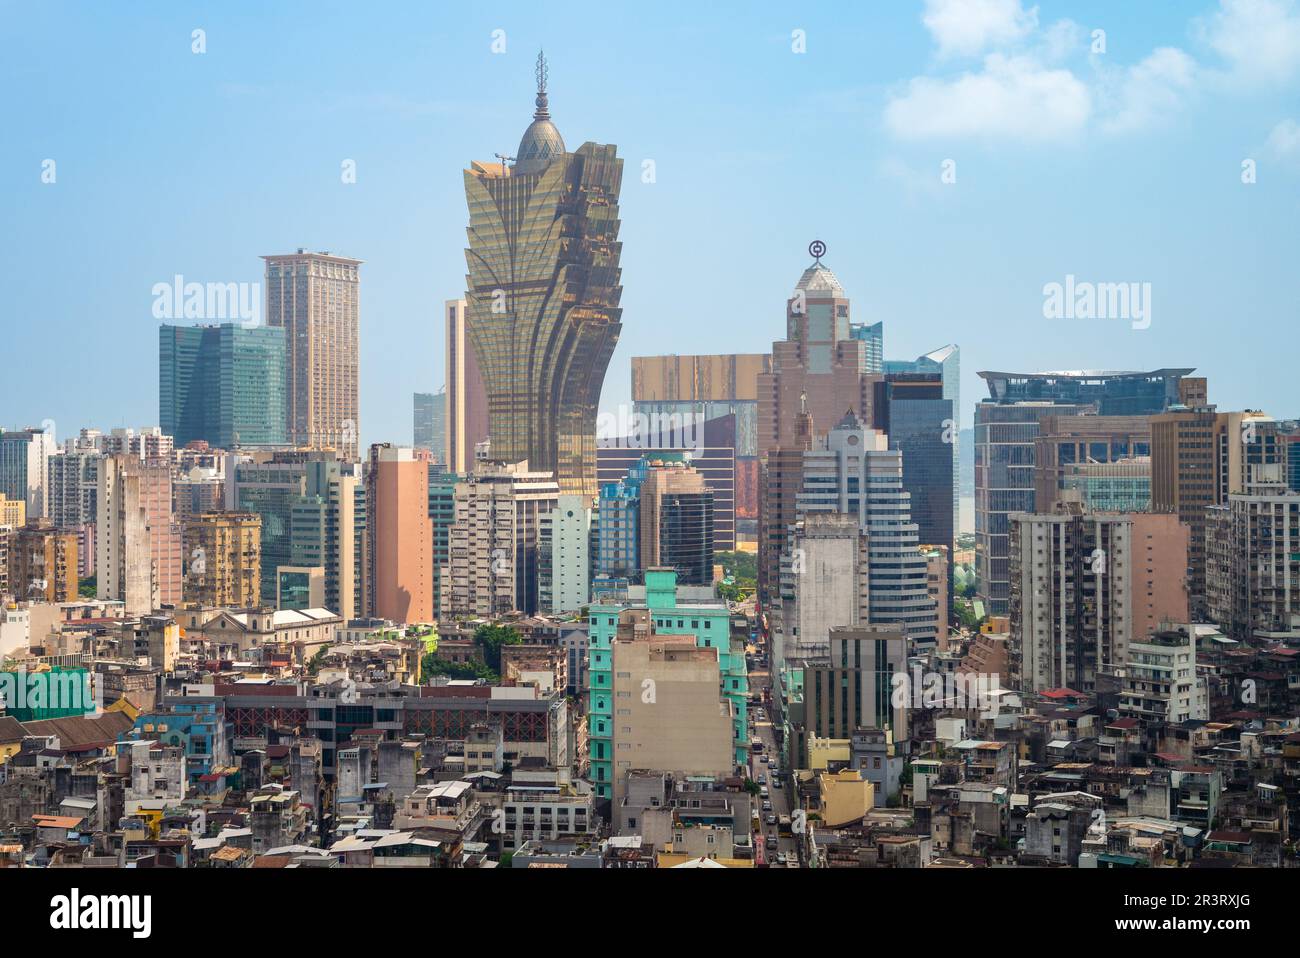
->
xmin=8 ymin=519 xmax=78 ymax=603
xmin=364 ymin=445 xmax=433 ymax=625
xmin=183 ymin=512 xmax=262 ymax=608
xmin=262 ymin=250 xmax=362 ymax=460
xmin=0 ymin=427 xmax=56 ymax=519
xmin=539 ymin=494 xmax=593 ymax=613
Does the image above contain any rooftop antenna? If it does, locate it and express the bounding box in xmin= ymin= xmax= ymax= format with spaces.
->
xmin=494 ymin=152 xmax=516 ymax=173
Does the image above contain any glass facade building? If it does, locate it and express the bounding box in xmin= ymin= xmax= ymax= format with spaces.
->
xmin=413 ymin=390 xmax=446 ymax=462
xmin=159 ymin=323 xmax=287 ymax=450
xmin=462 ymin=55 xmax=623 ymax=496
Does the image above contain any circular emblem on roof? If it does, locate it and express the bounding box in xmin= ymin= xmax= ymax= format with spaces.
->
xmin=846 ymin=434 xmax=860 ymax=445
xmin=808 ymin=240 xmax=826 ymax=261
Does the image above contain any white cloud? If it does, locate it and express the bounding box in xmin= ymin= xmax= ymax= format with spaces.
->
xmin=884 ymin=54 xmax=1091 ymax=142
xmin=1197 ymin=0 xmax=1300 ymax=84
xmin=922 ymin=0 xmax=1039 ymax=58
xmin=1267 ymin=117 xmax=1300 ymax=155
xmin=1100 ymin=48 xmax=1198 ymax=134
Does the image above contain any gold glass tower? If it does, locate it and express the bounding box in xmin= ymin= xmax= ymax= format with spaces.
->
xmin=463 ymin=52 xmax=623 ymax=496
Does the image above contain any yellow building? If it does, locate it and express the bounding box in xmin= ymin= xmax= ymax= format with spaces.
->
xmin=818 ymin=768 xmax=874 ymax=828
xmin=806 ymin=734 xmax=851 ymax=772
xmin=0 ymin=494 xmax=25 ymax=528
xmin=183 ymin=512 xmax=262 ymax=608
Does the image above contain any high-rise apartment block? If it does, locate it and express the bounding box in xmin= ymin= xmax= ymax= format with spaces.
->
xmin=442 ymin=461 xmax=559 ymax=618
xmin=7 ymin=518 xmax=78 ymax=603
xmin=183 ymin=512 xmax=262 ymax=608
xmin=444 ymin=298 xmax=489 ymax=475
xmin=364 ymin=445 xmax=433 ymax=625
xmin=263 ymin=250 xmax=362 ymax=461
xmin=539 ymin=494 xmax=593 ymax=613
xmin=97 ymin=455 xmax=182 ymax=615
xmin=1207 ymin=483 xmax=1300 ymax=640
xmin=1009 ymin=506 xmax=1190 ymax=693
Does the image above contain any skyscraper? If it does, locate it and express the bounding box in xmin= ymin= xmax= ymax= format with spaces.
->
xmin=159 ymin=323 xmax=287 ymax=449
xmin=462 ymin=53 xmax=623 ymax=496
xmin=263 ymin=250 xmax=362 ymax=461
xmin=413 ymin=390 xmax=446 ymax=462
xmin=0 ymin=427 xmax=56 ymax=519
xmin=97 ymin=455 xmax=181 ymax=615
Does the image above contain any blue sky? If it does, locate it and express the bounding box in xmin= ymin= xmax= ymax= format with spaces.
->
xmin=2 ymin=0 xmax=1298 ymax=450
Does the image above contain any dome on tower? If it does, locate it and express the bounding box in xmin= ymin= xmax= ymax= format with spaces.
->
xmin=514 ymin=50 xmax=566 ymax=176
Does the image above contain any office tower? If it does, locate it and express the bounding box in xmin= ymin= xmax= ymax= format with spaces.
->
xmin=0 ymin=426 xmax=56 ymax=518
xmin=587 ymin=568 xmax=747 ymax=800
xmin=8 ymin=518 xmax=78 ymax=603
xmin=444 ymin=298 xmax=489 ymax=474
xmin=363 ymin=445 xmax=433 ymax=625
xmin=1152 ymin=407 xmax=1284 ymax=618
xmin=263 ymin=250 xmax=362 ymax=460
xmin=758 ymin=402 xmax=815 ymax=600
xmin=974 ymin=368 xmax=1191 ymax=616
xmin=884 ymin=344 xmax=959 ymax=505
xmin=874 ymin=371 xmax=955 ymax=579
xmin=427 ymin=468 xmax=459 ymax=617
xmin=1032 ymin=414 xmax=1152 ymax=513
xmin=0 ymin=494 xmax=25 ymax=527
xmin=850 ymin=321 xmax=884 ymax=374
xmin=803 ymin=625 xmax=909 ymax=742
xmin=183 ymin=512 xmax=261 ymax=608
xmin=1206 ymin=482 xmax=1300 ymax=641
xmin=462 ymin=54 xmax=623 ymax=496
xmin=289 ymin=460 xmax=365 ymax=621
xmin=236 ymin=451 xmax=314 ymax=603
xmin=442 ymin=461 xmax=559 ymax=618
xmin=757 ymin=248 xmax=877 ymax=456
xmin=413 ymin=390 xmax=447 ymax=463
xmin=598 ymin=415 xmax=737 ymax=551
xmin=638 ymin=457 xmax=714 ymax=587
xmin=1058 ymin=458 xmax=1152 ymax=512
xmin=595 ymin=463 xmax=645 ymax=589
xmin=159 ymin=323 xmax=287 ymax=449
xmin=277 ymin=566 xmax=325 ymax=610
xmin=631 ymin=354 xmax=768 ymax=539
xmin=795 ymin=413 xmax=938 ymax=648
xmin=539 ymin=494 xmax=593 ymax=613
xmin=98 ymin=455 xmax=182 ymax=614
xmin=47 ymin=442 xmax=100 ymax=536
xmin=1008 ymin=506 xmax=1190 ymax=694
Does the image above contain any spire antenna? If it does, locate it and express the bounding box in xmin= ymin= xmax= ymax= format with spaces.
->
xmin=534 ymin=50 xmax=550 ymax=119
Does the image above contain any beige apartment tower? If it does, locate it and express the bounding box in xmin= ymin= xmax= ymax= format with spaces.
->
xmin=98 ymin=455 xmax=182 ymax=615
xmin=263 ymin=251 xmax=362 ymax=461
xmin=444 ymin=298 xmax=490 ymax=475
xmin=184 ymin=512 xmax=262 ymax=608
xmin=609 ymin=633 xmax=735 ymax=808
xmin=8 ymin=518 xmax=78 ymax=603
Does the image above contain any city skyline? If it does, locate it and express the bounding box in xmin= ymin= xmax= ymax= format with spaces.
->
xmin=3 ymin=0 xmax=1298 ymax=453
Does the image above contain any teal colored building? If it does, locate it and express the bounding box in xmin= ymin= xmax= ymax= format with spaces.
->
xmin=160 ymin=323 xmax=287 ymax=449
xmin=427 ymin=468 xmax=460 ymax=615
xmin=586 ymin=568 xmax=748 ymax=799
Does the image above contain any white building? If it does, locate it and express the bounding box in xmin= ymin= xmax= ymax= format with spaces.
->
xmin=540 ymin=494 xmax=593 ymax=613
xmin=0 ymin=427 xmax=56 ymax=519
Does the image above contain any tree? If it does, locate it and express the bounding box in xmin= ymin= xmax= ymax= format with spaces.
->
xmin=474 ymin=624 xmax=522 ymax=674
